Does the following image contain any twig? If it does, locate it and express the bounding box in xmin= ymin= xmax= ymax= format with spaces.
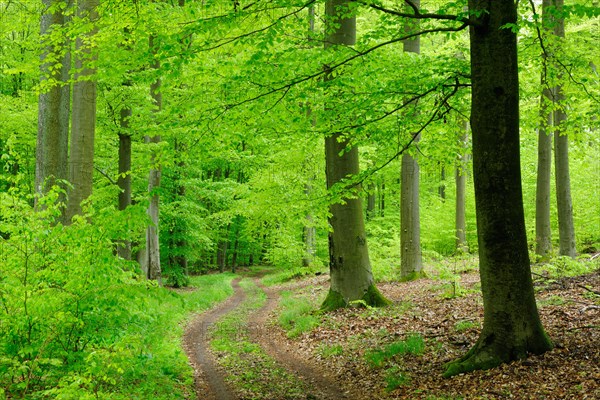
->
xmin=578 ymin=284 xmax=600 ymax=296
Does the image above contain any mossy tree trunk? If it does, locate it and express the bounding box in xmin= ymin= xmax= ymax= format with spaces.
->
xmin=444 ymin=0 xmax=552 ymax=377
xmin=322 ymin=0 xmax=388 ymax=311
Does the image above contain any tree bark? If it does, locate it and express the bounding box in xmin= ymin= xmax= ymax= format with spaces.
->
xmin=64 ymin=0 xmax=98 ymax=223
xmin=445 ymin=0 xmax=552 ymax=377
xmin=321 ymin=0 xmax=388 ymax=310
xmin=552 ymin=0 xmax=576 ymax=258
xmin=117 ymin=94 xmax=132 ymax=259
xmin=400 ymin=0 xmax=422 ymax=280
xmin=35 ymin=0 xmax=70 ymax=213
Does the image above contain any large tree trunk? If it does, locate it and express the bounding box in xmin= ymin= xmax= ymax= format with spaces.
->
xmin=36 ymin=0 xmax=70 ymax=213
xmin=535 ymin=0 xmax=554 ymax=259
xmin=552 ymin=0 xmax=576 ymax=258
xmin=400 ymin=0 xmax=422 ymax=280
xmin=64 ymin=0 xmax=98 ymax=223
xmin=444 ymin=0 xmax=552 ymax=377
xmin=455 ymin=121 xmax=468 ymax=252
xmin=321 ymin=0 xmax=388 ymax=310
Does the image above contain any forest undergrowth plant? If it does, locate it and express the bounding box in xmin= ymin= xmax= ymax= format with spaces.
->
xmin=364 ymin=333 xmax=425 ymax=368
xmin=278 ymin=291 xmax=322 ymax=338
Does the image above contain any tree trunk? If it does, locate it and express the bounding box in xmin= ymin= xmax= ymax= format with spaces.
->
xmin=303 ymin=183 xmax=317 ymax=267
xmin=455 ymin=121 xmax=468 ymax=252
xmin=321 ymin=0 xmax=388 ymax=310
xmin=366 ymin=182 xmax=376 ymax=220
xmin=552 ymin=0 xmax=576 ymax=258
xmin=144 ymin=34 xmax=162 ymax=283
xmin=117 ymin=103 xmax=132 ymax=259
xmin=64 ymin=0 xmax=98 ymax=223
xmin=400 ymin=0 xmax=422 ymax=280
xmin=444 ymin=0 xmax=552 ymax=377
xmin=534 ymin=0 xmax=554 ymax=259
xmin=438 ymin=165 xmax=446 ymax=200
xmin=35 ymin=0 xmax=70 ymax=212
xmin=379 ymin=180 xmax=385 ymax=217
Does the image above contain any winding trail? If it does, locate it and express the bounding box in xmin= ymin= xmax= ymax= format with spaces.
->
xmin=183 ymin=273 xmax=350 ymax=400
xmin=250 ymin=278 xmax=350 ymax=400
xmin=182 ymin=278 xmax=245 ymax=400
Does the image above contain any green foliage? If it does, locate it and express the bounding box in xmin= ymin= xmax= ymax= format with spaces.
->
xmin=385 ymin=366 xmax=410 ymax=392
xmin=278 ymin=291 xmax=321 ymax=338
xmin=454 ymin=320 xmax=479 ymax=332
xmin=533 ymin=255 xmax=599 ymax=279
xmin=0 ymin=189 xmax=234 ymax=398
xmin=365 ymin=334 xmax=425 ymax=368
xmin=317 ymin=343 xmax=344 ymax=358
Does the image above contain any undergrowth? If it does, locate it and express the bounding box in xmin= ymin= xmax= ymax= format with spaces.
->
xmin=0 ymin=190 xmax=234 ymax=399
xmin=278 ymin=291 xmax=321 ymax=338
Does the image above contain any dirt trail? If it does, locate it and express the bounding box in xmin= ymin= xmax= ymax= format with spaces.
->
xmin=251 ymin=278 xmax=352 ymax=400
xmin=183 ymin=274 xmax=351 ymax=400
xmin=182 ymin=278 xmax=245 ymax=400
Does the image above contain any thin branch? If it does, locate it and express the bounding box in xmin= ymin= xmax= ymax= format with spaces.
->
xmin=94 ymin=166 xmax=117 ymax=186
xmin=220 ymin=22 xmax=469 ymax=112
xmin=358 ymin=0 xmax=466 ymax=23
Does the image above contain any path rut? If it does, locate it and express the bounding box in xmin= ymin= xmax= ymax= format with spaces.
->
xmin=184 ymin=274 xmax=350 ymax=400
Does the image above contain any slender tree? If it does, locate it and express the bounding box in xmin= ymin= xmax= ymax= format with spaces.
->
xmin=455 ymin=121 xmax=468 ymax=252
xmin=552 ymin=0 xmax=576 ymax=258
xmin=444 ymin=0 xmax=552 ymax=376
xmin=140 ymin=34 xmax=163 ymax=282
xmin=64 ymin=0 xmax=98 ymax=223
xmin=400 ymin=0 xmax=423 ymax=280
xmin=321 ymin=0 xmax=388 ymax=310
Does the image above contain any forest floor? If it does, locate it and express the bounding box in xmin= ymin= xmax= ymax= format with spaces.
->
xmin=183 ymin=267 xmax=600 ymax=400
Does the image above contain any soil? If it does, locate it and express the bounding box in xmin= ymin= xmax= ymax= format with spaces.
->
xmin=183 ymin=270 xmax=600 ymax=400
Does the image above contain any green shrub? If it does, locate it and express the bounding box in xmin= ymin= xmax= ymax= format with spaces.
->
xmin=365 ymin=334 xmax=425 ymax=368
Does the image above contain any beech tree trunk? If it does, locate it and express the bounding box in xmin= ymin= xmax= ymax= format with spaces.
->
xmin=400 ymin=0 xmax=422 ymax=280
xmin=64 ymin=0 xmax=98 ymax=223
xmin=35 ymin=0 xmax=70 ymax=212
xmin=303 ymin=184 xmax=317 ymax=267
xmin=552 ymin=0 xmax=576 ymax=258
xmin=117 ymin=95 xmax=132 ymax=259
xmin=321 ymin=0 xmax=388 ymax=310
xmin=366 ymin=182 xmax=376 ymax=220
xmin=534 ymin=0 xmax=554 ymax=259
xmin=445 ymin=0 xmax=552 ymax=377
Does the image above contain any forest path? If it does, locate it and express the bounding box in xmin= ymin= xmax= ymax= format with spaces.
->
xmin=250 ymin=277 xmax=350 ymax=400
xmin=183 ymin=277 xmax=245 ymax=400
xmin=183 ymin=272 xmax=349 ymax=400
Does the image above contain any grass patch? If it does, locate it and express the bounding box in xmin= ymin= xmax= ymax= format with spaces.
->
xmin=454 ymin=320 xmax=479 ymax=332
xmin=317 ymin=343 xmax=345 ymax=358
xmin=365 ymin=334 xmax=425 ymax=368
xmin=537 ymin=295 xmax=569 ymax=307
xmin=385 ymin=366 xmax=410 ymax=391
xmin=278 ymin=291 xmax=321 ymax=338
xmin=532 ymin=255 xmax=599 ymax=279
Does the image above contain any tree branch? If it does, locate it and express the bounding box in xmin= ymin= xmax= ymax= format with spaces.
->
xmin=357 ymin=0 xmax=467 ymax=23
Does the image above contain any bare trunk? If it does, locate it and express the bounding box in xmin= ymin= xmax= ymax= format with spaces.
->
xmin=400 ymin=1 xmax=422 ymax=280
xmin=65 ymin=0 xmax=98 ymax=223
xmin=117 ymin=108 xmax=132 ymax=259
xmin=445 ymin=0 xmax=551 ymax=377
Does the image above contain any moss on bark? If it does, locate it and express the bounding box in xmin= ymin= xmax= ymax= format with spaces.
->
xmin=399 ymin=270 xmax=426 ymax=282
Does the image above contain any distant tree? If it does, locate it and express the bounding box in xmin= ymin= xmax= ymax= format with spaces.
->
xmin=400 ymin=0 xmax=423 ymax=280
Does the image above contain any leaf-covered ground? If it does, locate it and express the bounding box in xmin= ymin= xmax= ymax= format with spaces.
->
xmin=263 ymin=270 xmax=600 ymax=399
